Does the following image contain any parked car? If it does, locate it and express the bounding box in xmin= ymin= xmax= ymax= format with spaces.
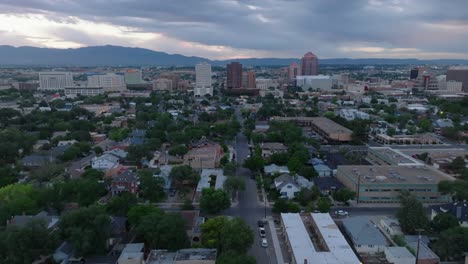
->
xmin=259 ymin=227 xmax=266 ymax=237
xmin=169 ymin=189 xmax=176 ymax=197
xmin=261 ymin=238 xmax=268 ymax=248
xmin=257 ymin=220 xmax=265 ymax=228
xmin=335 ymin=210 xmax=349 ymax=216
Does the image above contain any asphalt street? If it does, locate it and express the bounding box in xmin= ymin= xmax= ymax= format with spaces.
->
xmin=223 ymin=108 xmax=276 ymax=264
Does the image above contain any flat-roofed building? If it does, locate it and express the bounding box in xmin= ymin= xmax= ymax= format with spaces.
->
xmin=366 ymin=147 xmax=422 ymax=166
xmin=281 ymin=213 xmax=360 ymax=264
xmin=296 ymin=75 xmax=332 ymax=91
xmin=64 ymin=86 xmax=104 ymax=97
xmin=336 ymin=165 xmax=454 ymax=204
xmin=39 ymin=72 xmax=73 ymax=91
xmin=271 ymin=116 xmax=352 ymax=142
xmin=373 ymin=133 xmax=440 ymax=145
xmin=87 ymin=73 xmax=126 ymax=92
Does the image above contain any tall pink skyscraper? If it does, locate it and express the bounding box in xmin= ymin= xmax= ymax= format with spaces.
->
xmin=288 ymin=62 xmax=301 ymax=81
xmin=301 ymin=52 xmax=319 ymax=76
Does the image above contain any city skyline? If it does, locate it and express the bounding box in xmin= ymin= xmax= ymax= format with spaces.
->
xmin=1 ymin=1 xmax=467 ymax=60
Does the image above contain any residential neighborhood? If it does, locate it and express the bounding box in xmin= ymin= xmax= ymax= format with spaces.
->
xmin=1 ymin=14 xmax=468 ymax=263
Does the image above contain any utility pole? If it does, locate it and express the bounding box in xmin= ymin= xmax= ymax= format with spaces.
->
xmin=356 ymin=174 xmax=361 ymax=204
xmin=414 ymin=229 xmax=424 ymax=264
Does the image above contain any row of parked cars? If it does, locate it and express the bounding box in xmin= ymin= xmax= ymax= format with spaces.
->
xmin=258 ymin=220 xmax=268 ymax=248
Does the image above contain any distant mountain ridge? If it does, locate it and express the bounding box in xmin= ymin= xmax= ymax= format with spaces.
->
xmin=1 ymin=45 xmax=467 ymax=66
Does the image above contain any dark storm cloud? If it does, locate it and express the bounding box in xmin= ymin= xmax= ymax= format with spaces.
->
xmin=0 ymin=0 xmax=467 ymax=58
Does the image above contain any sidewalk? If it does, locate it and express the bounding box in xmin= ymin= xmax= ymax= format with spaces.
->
xmin=268 ymin=218 xmax=284 ymax=264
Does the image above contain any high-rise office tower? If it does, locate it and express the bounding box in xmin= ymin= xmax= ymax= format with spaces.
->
xmin=301 ymin=52 xmax=319 ymax=76
xmin=410 ymin=67 xmax=419 ymax=79
xmin=447 ymin=66 xmax=468 ymax=92
xmin=195 ymin=62 xmax=213 ymax=96
xmin=227 ymin=62 xmax=242 ymax=89
xmin=39 ymin=72 xmax=73 ymax=91
xmin=242 ymin=71 xmax=256 ymax=88
xmin=288 ymin=62 xmax=301 ymax=81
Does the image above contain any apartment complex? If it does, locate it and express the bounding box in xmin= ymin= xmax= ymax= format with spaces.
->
xmin=281 ymin=213 xmax=360 ymax=264
xmin=336 ymin=164 xmax=453 ymax=204
xmin=195 ymin=62 xmax=212 ymax=96
xmin=271 ymin=116 xmax=352 ymax=142
xmin=87 ymin=73 xmax=126 ymax=92
xmin=39 ymin=72 xmax=73 ymax=91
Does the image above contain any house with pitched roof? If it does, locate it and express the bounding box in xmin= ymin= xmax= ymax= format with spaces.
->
xmin=342 ymin=216 xmax=388 ymax=254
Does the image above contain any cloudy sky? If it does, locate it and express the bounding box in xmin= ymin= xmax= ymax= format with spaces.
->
xmin=0 ymin=0 xmax=467 ymax=59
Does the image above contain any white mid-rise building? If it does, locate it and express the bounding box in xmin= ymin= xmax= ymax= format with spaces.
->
xmin=338 ymin=109 xmax=370 ymax=121
xmin=39 ymin=72 xmax=73 ymax=91
xmin=87 ymin=73 xmax=126 ymax=92
xmin=256 ymin=78 xmax=279 ymax=90
xmin=296 ymin=75 xmax=333 ymax=91
xmin=195 ymin=62 xmax=212 ymax=96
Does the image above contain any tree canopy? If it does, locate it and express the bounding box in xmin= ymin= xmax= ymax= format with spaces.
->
xmin=200 ymin=188 xmax=231 ymax=214
xmin=59 ymin=205 xmax=111 ymax=256
xmin=396 ymin=192 xmax=429 ymax=234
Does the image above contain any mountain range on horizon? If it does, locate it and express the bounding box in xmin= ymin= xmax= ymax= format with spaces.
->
xmin=1 ymin=45 xmax=468 ymax=67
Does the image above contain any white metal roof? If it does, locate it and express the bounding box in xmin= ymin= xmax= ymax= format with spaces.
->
xmin=281 ymin=213 xmax=360 ymax=264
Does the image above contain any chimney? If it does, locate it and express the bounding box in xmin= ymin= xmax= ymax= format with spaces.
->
xmin=304 ymin=260 xmax=308 ymax=264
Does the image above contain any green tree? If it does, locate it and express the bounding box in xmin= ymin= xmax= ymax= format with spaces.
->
xmin=200 ymin=216 xmax=228 ymax=248
xmin=448 ymin=156 xmax=466 ymax=174
xmin=287 ymin=156 xmax=303 ymax=173
xmin=0 ymin=184 xmax=41 ymax=226
xmin=180 ymin=199 xmax=195 ymax=210
xmin=217 ymin=252 xmax=256 ymax=264
xmin=59 ymin=205 xmax=111 ymax=256
xmin=126 ymin=145 xmax=151 ymax=164
xmin=243 ymin=155 xmax=265 ymax=172
xmin=418 ymin=118 xmax=433 ymax=132
xmin=273 ymin=198 xmax=289 ymax=213
xmin=136 ymin=212 xmax=189 ymax=251
xmin=222 ymin=217 xmax=254 ymax=253
xmin=93 ymin=146 xmax=103 ymax=155
xmin=433 ymin=227 xmax=468 ymax=261
xmin=431 ymin=213 xmax=459 ymax=233
xmin=317 ymin=197 xmax=331 ymax=213
xmin=169 ymin=165 xmax=200 ymax=186
xmin=139 ymin=170 xmax=166 ymax=202
xmin=127 ymin=205 xmax=161 ymax=228
xmin=168 ymin=144 xmax=189 ymax=157
xmin=396 ymin=192 xmax=429 ymax=234
xmin=0 ymin=220 xmax=59 ymax=264
xmin=332 ymin=188 xmax=356 ymax=203
xmin=81 ymin=168 xmax=104 ymax=180
xmin=295 ymin=187 xmax=319 ymax=206
xmin=223 ymin=177 xmax=246 ymax=193
xmin=106 ymin=192 xmax=138 ymax=216
xmin=200 ymin=188 xmax=231 ymax=214
xmin=223 ymin=161 xmax=237 ymax=177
